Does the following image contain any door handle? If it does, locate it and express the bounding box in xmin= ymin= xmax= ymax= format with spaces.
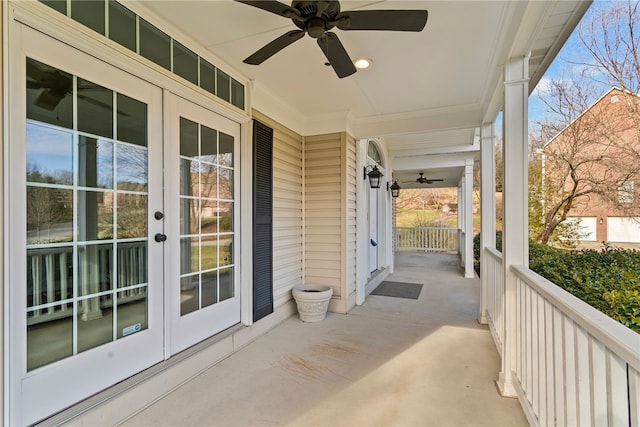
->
xmin=154 ymin=233 xmax=167 ymax=242
xmin=154 ymin=211 xmax=164 ymax=220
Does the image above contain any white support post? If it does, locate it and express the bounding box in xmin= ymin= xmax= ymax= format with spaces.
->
xmin=463 ymin=160 xmax=474 ymax=278
xmin=498 ymin=55 xmax=529 ymax=397
xmin=479 ymin=122 xmax=496 ymax=324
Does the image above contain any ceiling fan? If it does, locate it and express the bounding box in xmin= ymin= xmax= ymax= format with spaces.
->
xmin=27 ymin=58 xmax=124 ymax=112
xmin=404 ymin=172 xmax=444 ymax=185
xmin=234 ymin=0 xmax=428 ymax=78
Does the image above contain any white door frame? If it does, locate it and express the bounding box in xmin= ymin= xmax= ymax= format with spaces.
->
xmin=7 ymin=25 xmax=165 ymax=426
xmin=356 ymin=139 xmax=391 ymax=305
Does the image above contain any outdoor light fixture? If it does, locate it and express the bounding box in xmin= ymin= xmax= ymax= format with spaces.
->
xmin=388 ymin=180 xmax=401 ymax=198
xmin=364 ymin=165 xmax=383 ymax=188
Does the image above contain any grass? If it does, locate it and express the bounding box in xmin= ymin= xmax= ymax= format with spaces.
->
xmin=190 ymin=244 xmax=231 ymax=271
xmin=395 ymin=209 xmax=480 ymax=234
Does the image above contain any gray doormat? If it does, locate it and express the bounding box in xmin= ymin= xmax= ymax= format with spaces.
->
xmin=371 ymin=281 xmax=423 ymax=299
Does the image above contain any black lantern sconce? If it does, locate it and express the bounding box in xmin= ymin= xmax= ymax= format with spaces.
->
xmin=363 ymin=165 xmax=383 ymax=189
xmin=388 ymin=180 xmax=401 ymax=198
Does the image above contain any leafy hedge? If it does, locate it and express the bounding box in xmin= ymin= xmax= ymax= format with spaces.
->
xmin=474 ymin=232 xmax=640 ymax=333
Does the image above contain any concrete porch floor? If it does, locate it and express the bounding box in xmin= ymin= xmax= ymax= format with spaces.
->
xmin=120 ymin=253 xmax=527 ymax=427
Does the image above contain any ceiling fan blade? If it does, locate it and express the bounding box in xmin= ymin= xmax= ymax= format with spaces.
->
xmin=243 ymin=30 xmax=305 ymax=65
xmin=34 ymin=90 xmax=67 ymax=111
xmin=336 ymin=10 xmax=428 ymax=32
xmin=428 ymin=179 xmax=444 ymax=182
xmin=233 ymin=0 xmax=300 ymax=18
xmin=27 ymin=80 xmax=46 ymax=89
xmin=317 ymin=33 xmax=356 ymax=78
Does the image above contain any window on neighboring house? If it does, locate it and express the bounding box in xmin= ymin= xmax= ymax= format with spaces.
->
xmin=618 ymin=181 xmax=634 ymax=204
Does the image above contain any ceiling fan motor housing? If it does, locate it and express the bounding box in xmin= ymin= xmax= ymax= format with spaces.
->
xmin=292 ymin=1 xmax=341 ymax=37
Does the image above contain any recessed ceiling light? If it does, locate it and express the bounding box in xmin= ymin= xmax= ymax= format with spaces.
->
xmin=354 ymin=58 xmax=372 ymax=69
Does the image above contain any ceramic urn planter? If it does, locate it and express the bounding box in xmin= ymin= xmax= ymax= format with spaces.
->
xmin=292 ymin=284 xmax=333 ymax=322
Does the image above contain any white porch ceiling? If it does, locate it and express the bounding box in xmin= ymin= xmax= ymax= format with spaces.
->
xmin=134 ymin=0 xmax=591 ymax=180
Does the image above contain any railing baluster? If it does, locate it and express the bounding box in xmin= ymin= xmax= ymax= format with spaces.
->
xmin=630 ymin=366 xmax=640 ymax=426
xmin=543 ymin=299 xmax=553 ymax=426
xmin=606 ymin=350 xmax=628 ymax=425
xmin=591 ymin=339 xmax=608 ymax=424
xmin=552 ymin=307 xmax=565 ymax=426
xmin=564 ymin=317 xmax=578 ymax=426
xmin=45 ymin=253 xmax=55 ymax=314
xmin=32 ymin=255 xmax=42 ymax=317
xmin=60 ymin=251 xmax=68 ymax=302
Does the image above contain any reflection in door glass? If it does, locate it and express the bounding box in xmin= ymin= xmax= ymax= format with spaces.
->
xmin=117 ymin=93 xmax=147 ymax=147
xmin=117 ymin=143 xmax=148 ymax=191
xmin=25 ymin=59 xmax=150 ymax=371
xmin=77 ymin=77 xmax=113 ymax=138
xmin=179 ymin=116 xmax=235 ymax=316
xmin=26 ymin=58 xmax=73 ymax=129
xmin=26 ymin=186 xmax=73 ymax=244
xmin=26 ymin=123 xmax=73 ymax=185
xmin=78 ymin=136 xmax=114 ymax=189
xmin=77 ymin=296 xmax=113 ymax=352
xmin=78 ymin=191 xmax=113 ymax=240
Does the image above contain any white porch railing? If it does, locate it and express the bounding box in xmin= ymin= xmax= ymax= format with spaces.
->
xmin=27 ymin=242 xmax=147 ymax=325
xmin=509 ymin=265 xmax=640 ymax=426
xmin=483 ymin=246 xmax=639 ymax=425
xmin=484 ymin=247 xmax=504 ymax=356
xmin=394 ymin=227 xmax=458 ymax=253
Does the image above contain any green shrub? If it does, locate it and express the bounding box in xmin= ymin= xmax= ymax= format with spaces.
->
xmin=474 ymin=232 xmax=640 ymax=333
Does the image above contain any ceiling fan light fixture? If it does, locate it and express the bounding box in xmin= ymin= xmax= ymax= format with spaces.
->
xmin=354 ymin=58 xmax=372 ymax=69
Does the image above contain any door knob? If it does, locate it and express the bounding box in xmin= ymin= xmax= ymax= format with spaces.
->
xmin=154 ymin=233 xmax=167 ymax=242
xmin=154 ymin=211 xmax=164 ymax=220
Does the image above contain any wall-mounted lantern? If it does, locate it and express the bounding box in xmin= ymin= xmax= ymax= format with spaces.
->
xmin=363 ymin=165 xmax=383 ymax=189
xmin=388 ymin=180 xmax=401 ymax=198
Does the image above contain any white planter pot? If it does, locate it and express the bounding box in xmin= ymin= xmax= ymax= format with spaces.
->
xmin=292 ymin=284 xmax=333 ymax=322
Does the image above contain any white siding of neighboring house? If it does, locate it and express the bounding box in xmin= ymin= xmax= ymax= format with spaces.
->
xmin=607 ymin=217 xmax=640 ymax=243
xmin=252 ymin=111 xmax=304 ymax=309
xmin=304 ymin=132 xmax=357 ymax=314
xmin=566 ymin=216 xmax=597 ymax=241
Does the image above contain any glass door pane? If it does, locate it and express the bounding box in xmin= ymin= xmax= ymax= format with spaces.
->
xmin=25 ymin=58 xmax=151 ymax=370
xmin=165 ymin=93 xmax=240 ymax=355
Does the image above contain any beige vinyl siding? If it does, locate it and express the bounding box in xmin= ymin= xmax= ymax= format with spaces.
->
xmin=305 ymin=134 xmax=342 ymax=299
xmin=304 ymin=132 xmax=357 ymax=313
xmin=252 ymin=110 xmax=303 ymax=309
xmin=344 ymin=133 xmax=357 ymax=308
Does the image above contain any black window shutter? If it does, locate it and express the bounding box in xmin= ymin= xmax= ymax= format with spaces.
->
xmin=253 ymin=120 xmax=274 ymax=322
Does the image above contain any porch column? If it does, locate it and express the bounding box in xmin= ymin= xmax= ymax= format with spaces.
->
xmin=498 ymin=55 xmax=529 ymax=397
xmin=479 ymin=122 xmax=496 ymax=324
xmin=463 ymin=159 xmax=474 ymax=278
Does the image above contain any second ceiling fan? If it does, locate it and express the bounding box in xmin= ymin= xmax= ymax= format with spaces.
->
xmin=405 ymin=172 xmax=444 ymax=185
xmin=235 ymin=0 xmax=428 ymax=78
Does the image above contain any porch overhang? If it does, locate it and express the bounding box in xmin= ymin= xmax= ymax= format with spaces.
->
xmin=135 ymin=0 xmax=592 ymax=150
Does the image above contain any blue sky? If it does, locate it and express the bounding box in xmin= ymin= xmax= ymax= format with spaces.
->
xmin=528 ymin=0 xmax=619 ymax=126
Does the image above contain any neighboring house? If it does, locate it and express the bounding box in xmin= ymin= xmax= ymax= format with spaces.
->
xmin=7 ymin=2 xmax=637 ymax=427
xmin=543 ymin=87 xmax=640 ymax=243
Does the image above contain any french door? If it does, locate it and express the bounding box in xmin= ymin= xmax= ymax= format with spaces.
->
xmin=8 ymin=25 xmax=240 ymax=425
xmin=164 ymin=94 xmax=240 ymax=355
